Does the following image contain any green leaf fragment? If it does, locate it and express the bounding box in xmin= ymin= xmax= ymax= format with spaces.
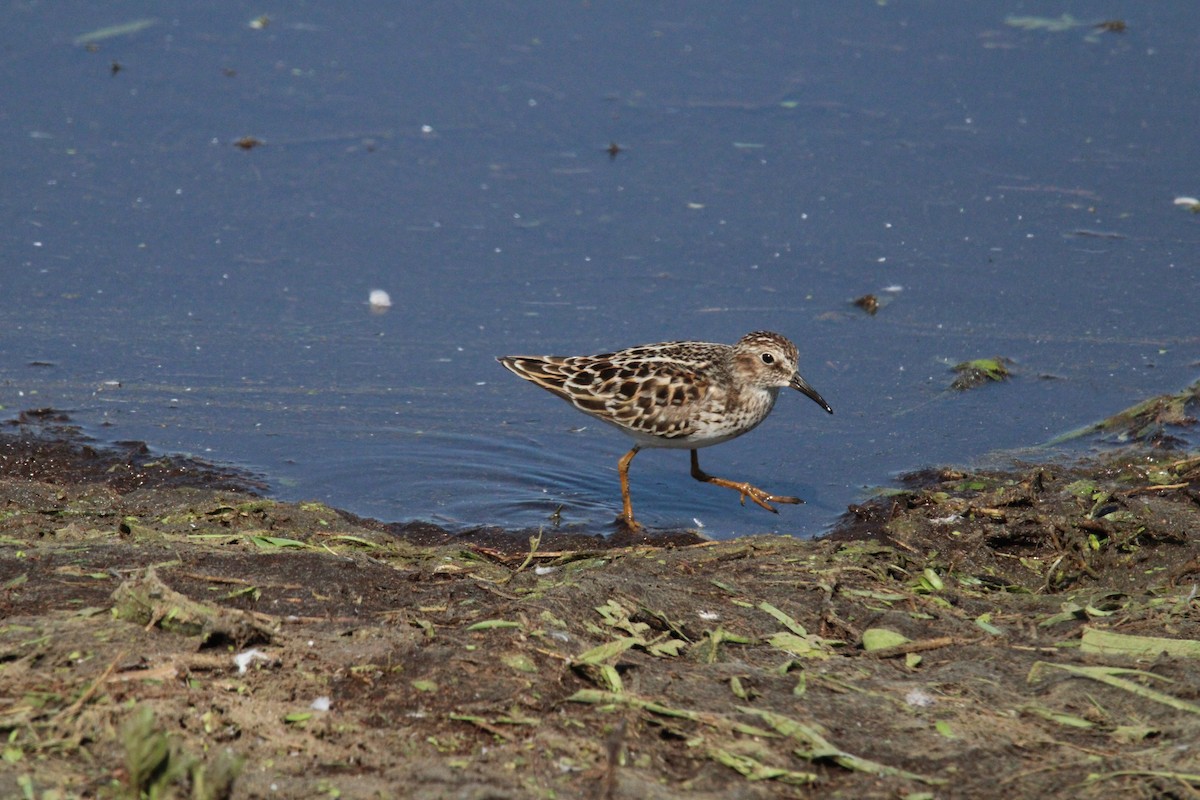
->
xmin=465 ymin=619 xmax=522 ymax=632
xmin=574 ymin=637 xmax=638 ymax=665
xmin=709 ymin=747 xmax=818 ymax=785
xmin=767 ymin=632 xmax=830 ymax=659
xmin=1080 ymin=627 xmax=1200 ymax=660
xmin=862 ymin=628 xmax=911 ymax=652
xmin=739 ymin=707 xmax=945 ymax=785
xmin=758 ymin=601 xmax=808 ymax=636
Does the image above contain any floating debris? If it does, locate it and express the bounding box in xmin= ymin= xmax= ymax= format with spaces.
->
xmin=1004 ymin=14 xmax=1084 ymax=33
xmin=1005 ymin=14 xmax=1128 ymax=41
xmin=853 ymin=294 xmax=879 ymax=315
xmin=950 ymin=357 xmax=1012 ymax=391
xmin=369 ymin=289 xmax=393 ymax=313
xmin=248 ymin=15 xmax=271 ymax=30
xmin=73 ymin=18 xmax=157 ymax=46
xmin=1055 ymin=380 xmax=1200 ymax=445
xmin=1174 ymin=196 xmax=1200 ymax=213
xmin=1070 ymin=229 xmax=1125 ymax=239
xmin=233 ymin=136 xmax=264 ymax=150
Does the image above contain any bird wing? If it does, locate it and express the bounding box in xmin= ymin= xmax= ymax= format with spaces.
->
xmin=498 ymin=355 xmax=712 ymax=439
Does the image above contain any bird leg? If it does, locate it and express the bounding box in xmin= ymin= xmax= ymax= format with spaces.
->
xmin=690 ymin=450 xmax=803 ymax=513
xmin=617 ymin=446 xmax=642 ymax=530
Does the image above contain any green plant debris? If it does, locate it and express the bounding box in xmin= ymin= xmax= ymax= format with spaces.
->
xmin=567 ymin=690 xmax=776 ymax=737
xmin=465 ymin=619 xmax=522 ymax=631
xmin=1029 ymin=662 xmax=1200 ymax=715
xmin=580 ymin=600 xmax=687 ymax=659
xmin=220 ymin=585 xmax=261 ymax=602
xmin=646 ymin=637 xmax=686 ymax=657
xmin=757 ymin=601 xmax=807 ymax=636
xmin=1051 ymin=380 xmax=1200 ymax=444
xmin=767 ymin=631 xmax=832 ymax=659
xmin=73 ymin=18 xmax=157 ymax=46
xmin=594 ymin=599 xmax=649 ymax=637
xmin=1079 ymin=627 xmax=1200 ymax=660
xmin=708 ymin=746 xmax=819 ymax=785
xmin=574 ymin=637 xmax=638 ymax=665
xmin=1085 ymin=769 xmax=1200 ymax=787
xmin=448 ymin=714 xmax=513 ymax=740
xmin=246 ymin=534 xmax=308 ymax=550
xmin=119 ymin=705 xmax=243 ymax=799
xmin=862 ymin=628 xmax=911 ymax=652
xmin=110 ymin=567 xmax=275 ymax=645
xmin=740 ymin=707 xmax=945 ymax=785
xmin=3 ymin=573 xmax=29 ymax=589
xmin=694 ymin=627 xmax=752 ymax=664
xmin=913 ymin=568 xmax=944 ymax=593
xmin=1020 ymin=704 xmax=1096 ymax=729
xmin=950 ymin=358 xmax=1012 ymax=391
xmin=1110 ymin=725 xmax=1160 ymax=743
xmin=324 ymin=534 xmax=379 ymax=548
xmin=122 ymin=705 xmax=194 ymax=797
xmin=1064 ymin=480 xmax=1099 ymax=498
xmin=500 ymin=653 xmax=537 ymax=673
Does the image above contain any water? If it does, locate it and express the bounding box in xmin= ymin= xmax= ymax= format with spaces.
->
xmin=3 ymin=4 xmax=1198 ymax=537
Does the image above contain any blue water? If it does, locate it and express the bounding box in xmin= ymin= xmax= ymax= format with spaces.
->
xmin=3 ymin=4 xmax=1198 ymax=537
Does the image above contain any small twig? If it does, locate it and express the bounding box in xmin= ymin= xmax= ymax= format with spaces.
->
xmin=53 ymin=650 xmax=126 ymax=723
xmin=500 ymin=529 xmax=543 ymax=585
xmin=175 ymin=571 xmax=255 ymax=586
xmin=1125 ymin=482 xmax=1189 ymax=496
xmin=863 ymin=636 xmax=976 ymax=659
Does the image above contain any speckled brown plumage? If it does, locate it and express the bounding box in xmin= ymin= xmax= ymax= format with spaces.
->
xmin=498 ymin=331 xmax=833 ymax=530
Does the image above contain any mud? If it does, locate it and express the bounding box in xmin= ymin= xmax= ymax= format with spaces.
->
xmin=1 ymin=412 xmax=1199 ymax=799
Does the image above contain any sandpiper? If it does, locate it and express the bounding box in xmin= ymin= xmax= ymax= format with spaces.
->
xmin=498 ymin=331 xmax=833 ymax=530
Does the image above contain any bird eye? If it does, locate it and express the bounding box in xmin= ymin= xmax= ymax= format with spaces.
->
xmin=761 ymin=352 xmax=775 ymax=365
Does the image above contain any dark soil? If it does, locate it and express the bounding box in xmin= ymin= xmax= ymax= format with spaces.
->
xmin=2 ymin=413 xmax=1199 ymax=799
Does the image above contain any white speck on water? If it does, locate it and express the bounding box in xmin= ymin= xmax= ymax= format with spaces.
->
xmin=369 ymin=289 xmax=392 ymax=308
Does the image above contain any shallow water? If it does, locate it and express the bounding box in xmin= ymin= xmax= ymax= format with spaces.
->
xmin=3 ymin=4 xmax=1198 ymax=537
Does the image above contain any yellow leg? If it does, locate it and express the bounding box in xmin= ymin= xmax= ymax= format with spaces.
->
xmin=690 ymin=450 xmax=802 ymax=513
xmin=617 ymin=446 xmax=642 ymax=530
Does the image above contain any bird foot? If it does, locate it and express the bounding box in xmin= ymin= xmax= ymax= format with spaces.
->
xmin=703 ymin=477 xmax=803 ymax=513
xmin=736 ymin=484 xmax=804 ymax=513
xmin=615 ymin=513 xmax=643 ymax=532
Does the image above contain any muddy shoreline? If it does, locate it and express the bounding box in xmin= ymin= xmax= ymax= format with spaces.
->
xmin=2 ymin=407 xmax=1199 ymax=798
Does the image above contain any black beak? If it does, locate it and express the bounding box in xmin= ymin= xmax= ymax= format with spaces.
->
xmin=790 ymin=373 xmax=833 ymax=414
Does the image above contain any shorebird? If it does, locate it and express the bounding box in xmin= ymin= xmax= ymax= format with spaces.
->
xmin=498 ymin=331 xmax=833 ymax=529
